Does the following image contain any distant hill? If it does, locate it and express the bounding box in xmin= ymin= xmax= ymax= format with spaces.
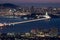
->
xmin=0 ymin=3 xmax=19 ymax=8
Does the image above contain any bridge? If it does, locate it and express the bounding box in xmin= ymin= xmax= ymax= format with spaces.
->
xmin=0 ymin=17 xmax=50 ymax=27
xmin=0 ymin=12 xmax=51 ymax=29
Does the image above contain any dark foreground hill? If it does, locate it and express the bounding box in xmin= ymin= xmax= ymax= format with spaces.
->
xmin=0 ymin=3 xmax=18 ymax=8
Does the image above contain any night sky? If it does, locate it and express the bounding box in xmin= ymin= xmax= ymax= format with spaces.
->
xmin=0 ymin=0 xmax=60 ymax=4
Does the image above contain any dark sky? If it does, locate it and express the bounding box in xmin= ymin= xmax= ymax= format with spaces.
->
xmin=0 ymin=0 xmax=60 ymax=4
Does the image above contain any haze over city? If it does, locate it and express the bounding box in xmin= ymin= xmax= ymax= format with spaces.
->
xmin=0 ymin=0 xmax=60 ymax=4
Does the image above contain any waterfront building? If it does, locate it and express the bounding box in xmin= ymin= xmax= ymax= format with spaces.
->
xmin=7 ymin=32 xmax=15 ymax=37
xmin=14 ymin=11 xmax=31 ymax=16
xmin=25 ymin=32 xmax=30 ymax=37
xmin=36 ymin=31 xmax=45 ymax=37
xmin=49 ymin=28 xmax=58 ymax=37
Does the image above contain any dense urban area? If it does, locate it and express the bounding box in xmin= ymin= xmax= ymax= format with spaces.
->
xmin=0 ymin=28 xmax=60 ymax=40
xmin=0 ymin=4 xmax=60 ymax=17
xmin=0 ymin=3 xmax=60 ymax=40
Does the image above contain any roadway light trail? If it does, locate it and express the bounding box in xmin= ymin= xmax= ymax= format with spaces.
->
xmin=9 ymin=18 xmax=49 ymax=25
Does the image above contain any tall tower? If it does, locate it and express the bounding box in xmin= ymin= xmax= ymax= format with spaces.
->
xmin=30 ymin=6 xmax=35 ymax=13
xmin=44 ymin=12 xmax=51 ymax=18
